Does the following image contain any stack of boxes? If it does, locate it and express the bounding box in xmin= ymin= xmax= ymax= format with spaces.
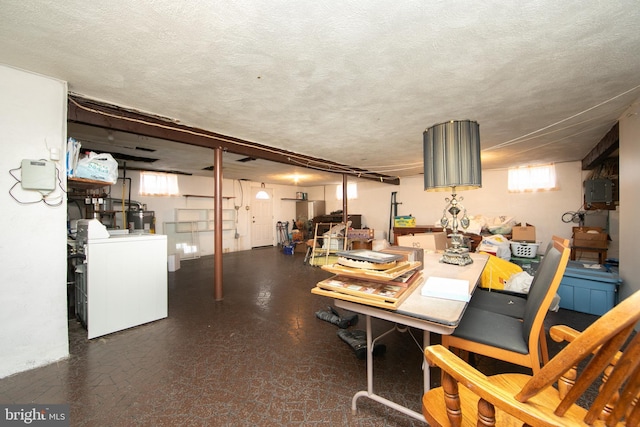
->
xmin=560 ymin=226 xmax=618 ymax=315
xmin=510 ymin=224 xmax=539 ymax=256
xmin=510 ymin=224 xmax=541 ymax=274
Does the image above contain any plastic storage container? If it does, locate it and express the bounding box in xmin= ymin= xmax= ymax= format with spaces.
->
xmin=510 ymin=255 xmax=542 ymax=276
xmin=558 ymin=261 xmax=622 ymax=315
xmin=510 ymin=241 xmax=539 ymax=258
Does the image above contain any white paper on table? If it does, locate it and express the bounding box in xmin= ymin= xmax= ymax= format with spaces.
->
xmin=421 ymin=276 xmax=471 ymax=302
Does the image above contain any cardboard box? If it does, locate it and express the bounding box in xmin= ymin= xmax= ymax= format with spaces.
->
xmin=512 ymin=223 xmax=536 ymax=242
xmin=573 ymin=231 xmax=608 ymax=249
xmin=396 ymin=232 xmax=448 ymax=252
xmin=394 ymin=216 xmax=416 ymax=227
xmin=381 ymin=246 xmax=424 ymax=270
xmin=351 ymin=240 xmax=373 ymax=250
xmin=347 ymin=228 xmax=374 ymax=240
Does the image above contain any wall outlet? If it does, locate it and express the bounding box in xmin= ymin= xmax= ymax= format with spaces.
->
xmin=50 ymin=147 xmax=60 ymax=161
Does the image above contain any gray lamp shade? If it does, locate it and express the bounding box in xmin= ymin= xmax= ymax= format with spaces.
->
xmin=423 ymin=120 xmax=482 ymax=192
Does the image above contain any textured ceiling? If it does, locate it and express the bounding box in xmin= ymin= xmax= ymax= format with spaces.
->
xmin=1 ymin=1 xmax=639 ymax=185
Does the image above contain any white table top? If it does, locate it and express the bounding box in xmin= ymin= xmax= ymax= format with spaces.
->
xmin=334 ymin=252 xmax=489 ymax=335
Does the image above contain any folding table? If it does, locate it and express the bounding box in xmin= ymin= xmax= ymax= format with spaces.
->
xmin=333 ymin=252 xmax=489 ymax=422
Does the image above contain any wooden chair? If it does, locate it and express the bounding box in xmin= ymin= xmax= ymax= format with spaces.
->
xmin=441 ymin=240 xmax=571 ymax=373
xmin=468 ymin=236 xmax=570 ymax=364
xmin=423 ymin=289 xmax=640 ymax=426
xmin=469 ymin=235 xmax=568 ymax=317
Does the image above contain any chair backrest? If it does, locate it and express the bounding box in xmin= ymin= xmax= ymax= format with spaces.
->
xmin=521 ymin=240 xmax=570 ymax=345
xmin=541 ymin=235 xmax=569 ymax=257
xmin=551 ymin=235 xmax=569 ymax=247
xmin=520 ymin=236 xmax=568 ymax=289
xmin=516 ymin=290 xmax=640 ymax=425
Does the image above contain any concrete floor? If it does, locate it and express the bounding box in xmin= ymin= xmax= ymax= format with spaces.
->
xmin=0 ymin=247 xmax=599 ymax=426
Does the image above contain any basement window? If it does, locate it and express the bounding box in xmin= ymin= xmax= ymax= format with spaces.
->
xmin=336 ymin=183 xmax=358 ymax=200
xmin=139 ymin=171 xmax=180 ymax=196
xmin=508 ymin=164 xmax=557 ymax=192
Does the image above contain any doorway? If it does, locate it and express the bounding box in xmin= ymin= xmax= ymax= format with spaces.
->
xmin=251 ymin=187 xmax=274 ymax=247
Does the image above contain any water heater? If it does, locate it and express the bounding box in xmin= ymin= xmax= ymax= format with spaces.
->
xmin=126 ymin=210 xmax=155 ymax=233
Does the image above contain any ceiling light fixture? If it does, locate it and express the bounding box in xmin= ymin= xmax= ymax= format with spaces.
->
xmin=424 ymin=120 xmax=482 ymax=266
xmin=256 ymin=182 xmax=270 ymax=200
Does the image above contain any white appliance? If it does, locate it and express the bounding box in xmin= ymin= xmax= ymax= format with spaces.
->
xmin=76 ymin=219 xmax=168 ymax=339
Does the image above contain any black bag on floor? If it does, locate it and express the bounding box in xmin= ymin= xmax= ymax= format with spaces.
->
xmin=337 ymin=329 xmax=386 ymax=360
xmin=315 ymin=306 xmax=358 ymax=329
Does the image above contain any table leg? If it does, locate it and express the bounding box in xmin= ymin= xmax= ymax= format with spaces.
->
xmin=350 ymin=314 xmax=427 ymax=423
xmin=423 ymin=329 xmax=430 ymax=392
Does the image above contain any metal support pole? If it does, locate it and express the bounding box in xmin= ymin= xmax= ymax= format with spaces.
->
xmin=388 ymin=192 xmax=402 ymax=244
xmin=342 ymin=174 xmax=348 ymax=224
xmin=214 ymin=147 xmax=223 ymax=301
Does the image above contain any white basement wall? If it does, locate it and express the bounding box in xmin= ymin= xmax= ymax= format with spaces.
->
xmin=121 ymin=161 xmax=598 ymax=259
xmin=619 ymin=100 xmax=640 ymax=302
xmin=105 ymin=172 xmax=311 ymax=255
xmin=1 ymin=64 xmax=636 ymax=378
xmin=324 ymin=161 xmax=585 ymax=252
xmin=0 ymin=65 xmax=69 ymax=378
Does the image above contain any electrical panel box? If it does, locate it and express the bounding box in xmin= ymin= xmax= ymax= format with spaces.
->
xmin=21 ymin=159 xmax=56 ymax=192
xmin=584 ymin=179 xmax=613 ymax=206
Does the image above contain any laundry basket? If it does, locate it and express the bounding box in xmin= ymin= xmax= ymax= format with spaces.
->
xmin=510 ymin=241 xmax=540 ymax=258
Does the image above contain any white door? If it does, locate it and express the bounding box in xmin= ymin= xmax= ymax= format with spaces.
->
xmin=251 ymin=187 xmax=274 ymax=247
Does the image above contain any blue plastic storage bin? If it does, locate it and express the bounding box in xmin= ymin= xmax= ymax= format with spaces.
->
xmin=558 ymin=261 xmax=622 ymax=315
xmin=283 ymin=244 xmax=295 ymax=255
